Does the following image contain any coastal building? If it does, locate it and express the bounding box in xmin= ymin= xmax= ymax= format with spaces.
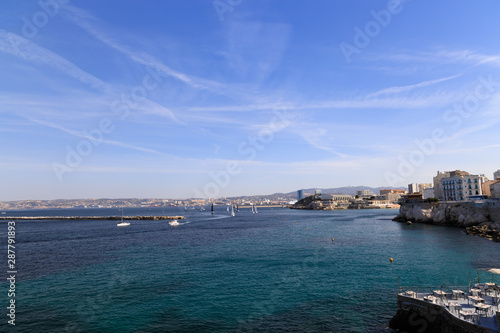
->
xmin=494 ymin=169 xmax=500 ymax=180
xmin=422 ymin=187 xmax=435 ymax=199
xmin=408 ymin=183 xmax=432 ymax=194
xmin=433 ymin=171 xmax=452 ymax=200
xmin=385 ymin=192 xmax=405 ymax=202
xmin=491 ymin=182 xmax=500 ymax=199
xmin=380 ymin=189 xmax=407 ymax=196
xmin=408 ymin=183 xmax=419 ymax=194
xmin=356 ymin=190 xmax=370 ymax=197
xmin=297 ymin=189 xmax=304 ymax=201
xmin=482 ymin=180 xmax=500 ymax=197
xmin=441 ymin=171 xmax=488 ymax=201
xmin=293 ymin=193 xmax=353 ymax=209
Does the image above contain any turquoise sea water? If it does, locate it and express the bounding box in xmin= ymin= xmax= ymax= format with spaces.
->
xmin=1 ymin=207 xmax=499 ymax=332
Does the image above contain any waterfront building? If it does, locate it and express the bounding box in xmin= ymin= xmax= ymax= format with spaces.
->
xmin=385 ymin=192 xmax=405 ymax=202
xmin=433 ymin=171 xmax=452 ymax=200
xmin=482 ymin=180 xmax=500 ymax=197
xmin=422 ymin=187 xmax=435 ymax=199
xmin=356 ymin=190 xmax=370 ymax=197
xmin=380 ymin=189 xmax=407 ymax=196
xmin=408 ymin=183 xmax=419 ymax=194
xmin=491 ymin=182 xmax=500 ymax=199
xmin=297 ymin=189 xmax=304 ymax=201
xmin=494 ymin=169 xmax=500 ymax=180
xmin=408 ymin=183 xmax=431 ymax=194
xmin=441 ymin=171 xmax=488 ymax=201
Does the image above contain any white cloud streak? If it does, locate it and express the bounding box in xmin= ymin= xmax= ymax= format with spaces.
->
xmin=367 ymin=74 xmax=462 ymax=98
xmin=0 ymin=29 xmax=107 ymax=90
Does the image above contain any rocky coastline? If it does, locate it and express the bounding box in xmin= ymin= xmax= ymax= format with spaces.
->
xmin=393 ymin=201 xmax=500 ymax=242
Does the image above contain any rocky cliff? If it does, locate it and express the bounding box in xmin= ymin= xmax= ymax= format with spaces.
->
xmin=394 ymin=202 xmax=500 ymax=242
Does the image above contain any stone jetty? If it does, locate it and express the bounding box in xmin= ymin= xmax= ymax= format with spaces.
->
xmin=0 ymin=216 xmax=185 ymax=221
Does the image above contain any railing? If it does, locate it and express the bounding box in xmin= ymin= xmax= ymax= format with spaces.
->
xmin=399 ymin=285 xmax=470 ymax=295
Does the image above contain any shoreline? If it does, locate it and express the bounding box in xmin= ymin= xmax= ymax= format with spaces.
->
xmin=394 ymin=201 xmax=500 ymax=242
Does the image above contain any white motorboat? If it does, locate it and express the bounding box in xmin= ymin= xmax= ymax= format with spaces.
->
xmin=169 ymin=220 xmax=179 ymax=226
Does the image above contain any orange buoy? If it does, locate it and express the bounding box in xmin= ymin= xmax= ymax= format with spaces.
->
xmin=390 ymin=258 xmax=393 ymax=263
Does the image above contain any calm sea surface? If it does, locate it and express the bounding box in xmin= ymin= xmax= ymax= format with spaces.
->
xmin=1 ymin=207 xmax=499 ymax=332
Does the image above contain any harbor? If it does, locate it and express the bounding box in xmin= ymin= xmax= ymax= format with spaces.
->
xmin=391 ymin=269 xmax=500 ymax=332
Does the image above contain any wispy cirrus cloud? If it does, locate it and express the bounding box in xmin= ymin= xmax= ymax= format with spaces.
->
xmin=62 ymin=5 xmax=225 ymax=93
xmin=29 ymin=118 xmax=176 ymax=157
xmin=367 ymin=74 xmax=462 ymax=98
xmin=0 ymin=29 xmax=107 ymax=90
xmin=373 ymin=49 xmax=500 ymax=67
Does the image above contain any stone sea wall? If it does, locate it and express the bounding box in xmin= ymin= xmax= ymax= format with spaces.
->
xmin=394 ymin=202 xmax=500 ymax=242
xmin=389 ymin=295 xmax=499 ymax=333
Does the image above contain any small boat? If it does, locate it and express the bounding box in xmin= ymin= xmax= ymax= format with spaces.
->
xmin=211 ymin=203 xmax=214 ymax=215
xmin=117 ymin=208 xmax=130 ymax=227
xmin=231 ymin=205 xmax=235 ymax=217
xmin=169 ymin=220 xmax=179 ymax=226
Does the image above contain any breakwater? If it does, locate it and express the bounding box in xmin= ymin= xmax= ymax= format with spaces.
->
xmin=394 ymin=201 xmax=500 ymax=242
xmin=0 ymin=216 xmax=185 ymax=221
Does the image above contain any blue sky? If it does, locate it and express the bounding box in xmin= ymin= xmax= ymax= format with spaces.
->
xmin=1 ymin=0 xmax=500 ymax=200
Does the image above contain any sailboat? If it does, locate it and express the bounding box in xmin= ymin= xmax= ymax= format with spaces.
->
xmin=117 ymin=208 xmax=130 ymax=227
xmin=227 ymin=207 xmax=229 ymax=212
xmin=255 ymin=206 xmax=258 ymax=213
xmin=211 ymin=203 xmax=214 ymax=215
xmin=252 ymin=205 xmax=255 ymax=214
xmin=231 ymin=205 xmax=235 ymax=217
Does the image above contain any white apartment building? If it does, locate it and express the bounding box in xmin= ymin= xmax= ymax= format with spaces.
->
xmin=408 ymin=183 xmax=419 ymax=194
xmin=408 ymin=183 xmax=432 ymax=194
xmin=441 ymin=174 xmax=487 ymax=201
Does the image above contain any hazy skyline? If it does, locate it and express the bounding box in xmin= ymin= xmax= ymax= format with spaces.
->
xmin=1 ymin=1 xmax=500 ymax=201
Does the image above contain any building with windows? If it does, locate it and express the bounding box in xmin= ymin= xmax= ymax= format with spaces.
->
xmin=422 ymin=188 xmax=435 ymax=199
xmin=433 ymin=171 xmax=452 ymax=200
xmin=408 ymin=183 xmax=419 ymax=194
xmin=408 ymin=183 xmax=432 ymax=194
xmin=491 ymin=182 xmax=500 ymax=199
xmin=380 ymin=189 xmax=407 ymax=196
xmin=441 ymin=171 xmax=487 ymax=201
xmin=356 ymin=190 xmax=370 ymax=197
xmin=494 ymin=170 xmax=500 ymax=181
xmin=483 ymin=180 xmax=500 ymax=197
